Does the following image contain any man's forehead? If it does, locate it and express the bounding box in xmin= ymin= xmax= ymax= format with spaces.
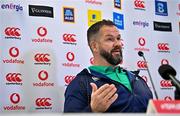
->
xmin=100 ymin=25 xmax=120 ymax=35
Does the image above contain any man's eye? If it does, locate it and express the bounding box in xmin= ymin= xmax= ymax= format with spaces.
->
xmin=107 ymin=38 xmax=113 ymax=41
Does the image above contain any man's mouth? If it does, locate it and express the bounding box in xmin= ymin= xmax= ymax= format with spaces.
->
xmin=112 ymin=50 xmax=120 ymax=55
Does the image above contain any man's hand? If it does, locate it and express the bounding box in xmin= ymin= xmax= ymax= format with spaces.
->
xmin=90 ymin=83 xmax=118 ymax=112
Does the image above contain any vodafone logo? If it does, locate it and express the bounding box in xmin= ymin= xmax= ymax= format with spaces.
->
xmin=66 ymin=52 xmax=75 ymax=61
xmin=137 ymin=61 xmax=147 ymax=69
xmin=90 ymin=57 xmax=94 ymax=65
xmin=134 ymin=0 xmax=145 ymax=9
xmin=138 ymin=37 xmax=146 ymax=46
xmin=34 ymin=53 xmax=50 ymax=62
xmin=161 ymin=59 xmax=169 ymax=65
xmin=10 ymin=93 xmax=20 ymax=104
xmin=33 ymin=70 xmax=54 ymax=87
xmin=3 ymin=47 xmax=24 ymax=64
xmin=62 ymin=52 xmax=80 ymax=67
xmin=63 ymin=33 xmax=76 ymax=42
xmin=35 ymin=98 xmax=52 ymax=107
xmin=160 ymin=80 xmax=172 ymax=88
xmin=134 ymin=37 xmax=149 ymax=51
xmin=9 ymin=47 xmax=19 ymax=57
xmin=38 ymin=70 xmax=48 ymax=81
xmin=5 ymin=27 xmax=21 ymax=37
xmin=158 ymin=43 xmax=169 ymax=51
xmin=4 ymin=93 xmax=25 ymax=111
xmin=64 ymin=75 xmax=75 ymax=85
xmin=32 ymin=26 xmax=52 ymax=43
xmin=37 ymin=27 xmax=47 ymax=37
xmin=6 ymin=73 xmax=22 ymax=82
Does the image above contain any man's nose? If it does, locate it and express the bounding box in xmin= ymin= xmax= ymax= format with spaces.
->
xmin=114 ymin=39 xmax=121 ymax=47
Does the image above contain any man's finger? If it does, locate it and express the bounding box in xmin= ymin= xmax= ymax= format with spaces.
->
xmin=103 ymin=85 xmax=117 ymax=100
xmin=94 ymin=84 xmax=110 ymax=95
xmin=107 ymin=93 xmax=118 ymax=104
xmin=90 ymin=83 xmax=98 ymax=93
xmin=98 ymin=84 xmax=116 ymax=98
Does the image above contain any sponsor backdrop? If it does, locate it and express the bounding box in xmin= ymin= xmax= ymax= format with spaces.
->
xmin=0 ymin=0 xmax=180 ymax=113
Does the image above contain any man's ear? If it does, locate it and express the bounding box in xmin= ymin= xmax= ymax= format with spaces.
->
xmin=90 ymin=40 xmax=98 ymax=52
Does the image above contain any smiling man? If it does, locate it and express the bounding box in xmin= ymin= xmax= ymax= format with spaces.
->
xmin=64 ymin=19 xmax=153 ymax=113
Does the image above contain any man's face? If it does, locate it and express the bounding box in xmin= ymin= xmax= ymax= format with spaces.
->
xmin=97 ymin=25 xmax=123 ymax=65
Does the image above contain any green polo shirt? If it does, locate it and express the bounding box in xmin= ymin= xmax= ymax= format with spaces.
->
xmin=88 ymin=66 xmax=132 ymax=92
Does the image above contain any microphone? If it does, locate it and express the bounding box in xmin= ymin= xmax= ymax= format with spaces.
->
xmin=138 ymin=51 xmax=144 ymax=57
xmin=158 ymin=64 xmax=180 ymax=91
xmin=138 ymin=51 xmax=158 ymax=99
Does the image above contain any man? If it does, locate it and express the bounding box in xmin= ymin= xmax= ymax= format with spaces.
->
xmin=64 ymin=19 xmax=153 ymax=112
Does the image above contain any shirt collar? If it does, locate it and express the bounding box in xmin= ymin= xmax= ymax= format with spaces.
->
xmin=89 ymin=65 xmax=121 ymax=73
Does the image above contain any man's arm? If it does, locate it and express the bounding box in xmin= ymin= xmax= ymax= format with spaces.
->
xmin=64 ymin=76 xmax=92 ymax=112
xmin=64 ymin=76 xmax=118 ymax=112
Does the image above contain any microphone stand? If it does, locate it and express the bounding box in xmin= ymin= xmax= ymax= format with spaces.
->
xmin=141 ymin=55 xmax=158 ymax=100
xmin=169 ymin=74 xmax=180 ymax=100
